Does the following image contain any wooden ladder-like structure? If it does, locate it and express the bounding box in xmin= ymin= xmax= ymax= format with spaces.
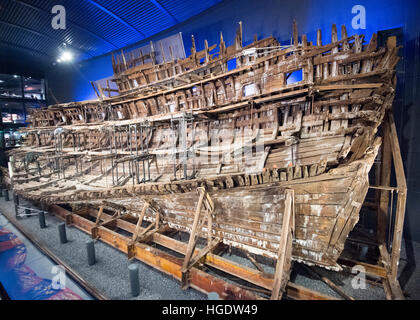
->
xmin=375 ymin=111 xmax=407 ymax=300
xmin=127 ymin=201 xmax=167 ymax=259
xmin=180 ymin=187 xmax=295 ymax=298
xmin=89 ymin=200 xmax=168 ymax=260
xmin=91 ymin=201 xmax=130 ymax=239
xmin=181 ymin=187 xmax=220 ymax=289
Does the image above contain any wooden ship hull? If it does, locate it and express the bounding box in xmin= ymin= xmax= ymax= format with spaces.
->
xmin=7 ymin=22 xmax=399 ymax=276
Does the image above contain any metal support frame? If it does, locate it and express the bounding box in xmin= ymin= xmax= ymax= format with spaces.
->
xmin=139 ymin=121 xmax=152 ymax=183
xmin=170 ymin=112 xmax=195 ymax=180
xmin=53 ymin=128 xmax=64 ymax=179
xmin=14 ymin=205 xmax=43 ymax=218
xmin=107 ymin=123 xmax=156 ymax=187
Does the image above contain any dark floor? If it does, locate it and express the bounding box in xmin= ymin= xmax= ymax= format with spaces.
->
xmin=0 ymin=194 xmax=418 ymax=300
xmin=0 ymin=196 xmax=205 ymax=300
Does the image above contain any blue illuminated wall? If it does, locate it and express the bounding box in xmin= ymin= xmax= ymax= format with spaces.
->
xmin=47 ymin=54 xmax=113 ymax=103
xmin=47 ymin=0 xmax=419 ymax=101
xmin=46 ymin=0 xmax=420 ymax=244
xmin=47 ymin=0 xmax=418 ymax=101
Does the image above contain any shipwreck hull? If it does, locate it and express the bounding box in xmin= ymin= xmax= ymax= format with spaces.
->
xmin=32 ymin=137 xmax=377 ymax=269
xmin=7 ymin=22 xmax=400 ymax=273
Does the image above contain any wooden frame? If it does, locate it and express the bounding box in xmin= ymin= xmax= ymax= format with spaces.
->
xmin=375 ymin=111 xmax=407 ymax=299
xmin=49 ymin=203 xmax=336 ymax=300
xmin=271 ymin=188 xmax=295 ymax=300
xmin=181 ymin=187 xmax=220 ymax=289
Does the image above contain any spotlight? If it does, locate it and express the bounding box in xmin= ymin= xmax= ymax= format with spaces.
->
xmin=59 ymin=51 xmax=73 ymax=62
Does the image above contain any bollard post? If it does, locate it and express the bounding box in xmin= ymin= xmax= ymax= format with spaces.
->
xmin=38 ymin=211 xmax=46 ymax=229
xmin=4 ymin=190 xmax=9 ymax=201
xmin=208 ymin=292 xmax=220 ymax=300
xmin=13 ymin=192 xmax=19 ymax=216
xmin=13 ymin=193 xmax=19 ymax=206
xmin=86 ymin=240 xmax=96 ymax=266
xmin=128 ymin=263 xmax=140 ymax=297
xmin=58 ymin=223 xmax=67 ymax=244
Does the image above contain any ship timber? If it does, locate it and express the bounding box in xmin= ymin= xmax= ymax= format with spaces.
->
xmin=8 ymin=22 xmax=399 ymax=273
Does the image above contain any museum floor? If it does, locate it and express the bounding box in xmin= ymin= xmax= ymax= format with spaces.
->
xmin=0 ymin=195 xmax=418 ymax=300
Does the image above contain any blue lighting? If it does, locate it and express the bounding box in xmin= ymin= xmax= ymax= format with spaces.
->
xmin=57 ymin=0 xmax=418 ymax=103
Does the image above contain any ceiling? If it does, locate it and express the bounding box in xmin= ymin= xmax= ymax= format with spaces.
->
xmin=0 ymin=0 xmax=222 ymax=69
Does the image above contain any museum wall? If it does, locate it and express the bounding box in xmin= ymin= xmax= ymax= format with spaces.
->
xmin=0 ymin=52 xmax=46 ymax=79
xmin=45 ymin=0 xmax=420 ymax=243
